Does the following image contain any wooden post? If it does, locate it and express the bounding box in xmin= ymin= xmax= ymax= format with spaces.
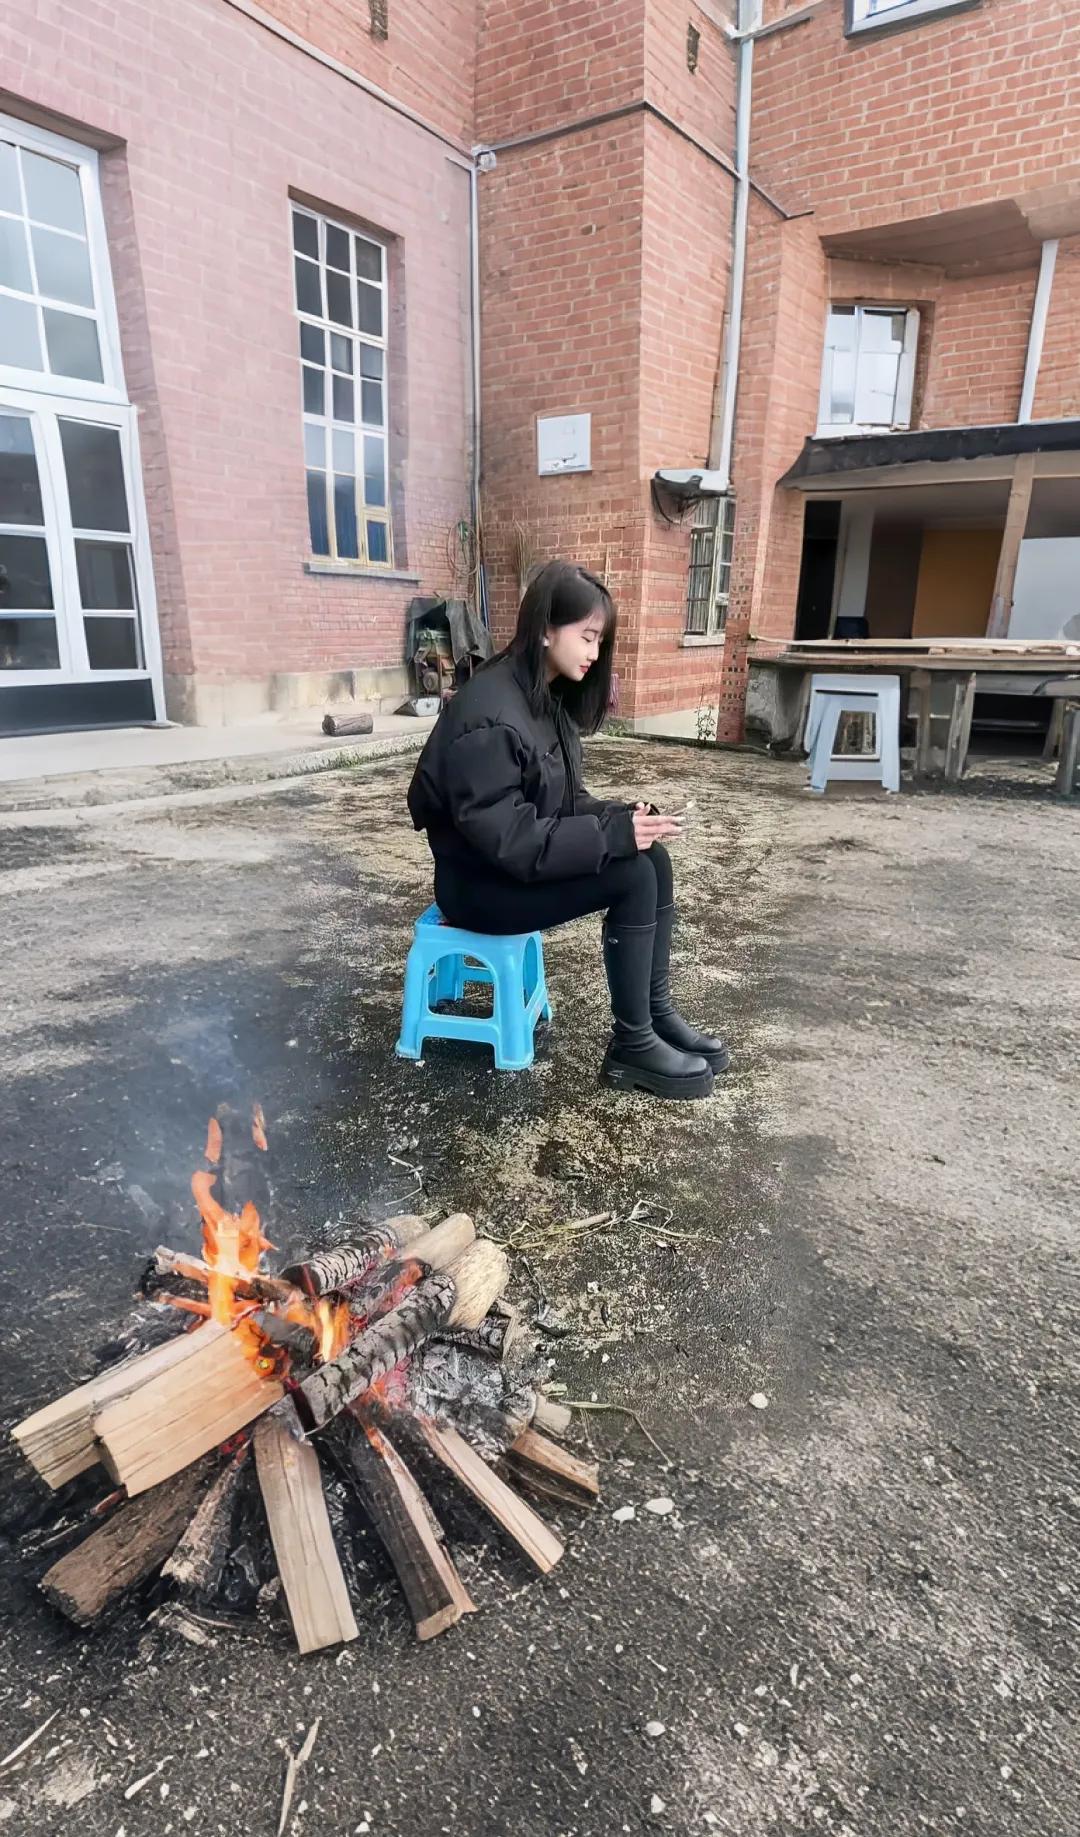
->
xmin=254 ymin=1417 xmax=359 ymax=1653
xmin=986 ymin=453 xmax=1035 ymax=638
xmin=912 ymin=669 xmax=934 ymax=779
xmin=1055 ymin=702 xmax=1080 ymax=797
xmin=943 ymin=672 xmax=977 ymax=784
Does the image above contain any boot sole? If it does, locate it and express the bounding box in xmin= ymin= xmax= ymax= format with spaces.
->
xmin=600 ymin=1059 xmax=714 ymax=1102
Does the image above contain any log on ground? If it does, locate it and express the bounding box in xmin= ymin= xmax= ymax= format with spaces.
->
xmin=419 ymin=1419 xmax=563 ymax=1573
xmin=40 ymin=1461 xmax=211 ymax=1626
xmin=339 ymin=1411 xmax=474 ymax=1640
xmin=254 ymin=1417 xmax=358 ymax=1654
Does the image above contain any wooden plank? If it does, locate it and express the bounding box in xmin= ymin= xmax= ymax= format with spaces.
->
xmin=1042 ymin=697 xmax=1064 ymax=762
xmin=987 ymin=453 xmax=1036 ymax=638
xmin=342 ymin=1414 xmax=475 ymax=1640
xmin=1055 ymin=704 xmax=1080 ymax=797
xmin=912 ymin=669 xmax=935 ymax=778
xmin=40 ymin=1462 xmax=210 ymax=1626
xmin=95 ymin=1326 xmax=282 ymax=1496
xmin=419 ymin=1419 xmax=564 ymax=1573
xmin=532 ymin=1393 xmax=573 ymax=1437
xmin=507 ymin=1428 xmax=600 ymax=1500
xmin=14 ymin=1324 xmax=222 ymax=1490
xmin=254 ymin=1416 xmax=359 ymax=1654
xmin=944 ymin=672 xmax=977 ymax=783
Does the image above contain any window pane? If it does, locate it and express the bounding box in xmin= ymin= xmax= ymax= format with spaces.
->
xmin=360 ymin=379 xmax=383 ymax=425
xmin=22 ymin=151 xmax=86 ymax=234
xmin=303 ymin=422 xmax=324 ymax=467
xmin=855 ymin=354 xmax=900 ymax=426
xmin=332 ymin=428 xmax=355 ymax=474
xmin=332 ymin=374 xmax=354 ymax=422
xmin=333 ymin=477 xmax=359 ymax=559
xmin=43 ymin=308 xmax=103 ymax=382
xmin=357 ymin=282 xmax=382 ymax=337
xmin=0 ymin=216 xmax=32 ymax=293
xmin=0 ymin=294 xmax=43 ymax=371
xmin=302 ymin=366 xmax=325 ymax=414
xmin=292 ymin=210 xmax=318 ymax=259
xmin=362 ymin=434 xmax=386 ymax=507
xmin=84 ymin=615 xmax=141 ymax=669
xmin=75 ymin=539 xmax=136 ymax=610
xmin=366 ymin=519 xmax=388 ymax=565
xmin=0 ymin=415 xmax=44 ymax=525
xmin=330 ymin=332 xmax=353 ymax=373
xmin=325 ymin=223 xmax=349 ymax=271
xmin=326 ymin=269 xmax=352 ymax=328
xmin=299 ymin=321 xmax=324 ymax=364
xmin=31 ymin=226 xmax=94 ymax=307
xmin=306 ymin=470 xmax=330 ymax=554
xmin=826 ymin=306 xmax=856 ymax=350
xmin=0 ymin=142 xmax=19 ymax=214
xmin=860 ymin=309 xmax=905 ymax=354
xmin=294 ymin=257 xmax=322 ymax=317
xmin=59 ymin=420 xmax=129 ymax=531
xmin=828 ymin=349 xmax=856 ymax=423
xmin=0 ymin=532 xmax=53 ymax=608
xmin=359 ymin=346 xmax=383 ymax=380
xmin=0 ymin=615 xmax=59 ymax=669
xmin=355 ymin=237 xmax=381 ymax=283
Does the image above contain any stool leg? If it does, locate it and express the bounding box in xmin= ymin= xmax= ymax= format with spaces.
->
xmin=433 ymin=951 xmax=464 ymax=1005
xmin=396 ymin=940 xmax=432 ymax=1060
xmin=492 ymin=952 xmax=533 ymax=1070
xmin=809 ymin=699 xmax=844 ymax=792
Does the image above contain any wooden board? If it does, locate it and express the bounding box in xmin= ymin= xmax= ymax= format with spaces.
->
xmin=40 ymin=1461 xmax=210 ymax=1625
xmin=254 ymin=1416 xmax=358 ymax=1654
xmin=507 ymin=1427 xmax=600 ymax=1500
xmin=14 ymin=1324 xmax=224 ymax=1490
xmin=94 ymin=1325 xmax=282 ymax=1496
xmin=420 ymin=1419 xmax=563 ymax=1573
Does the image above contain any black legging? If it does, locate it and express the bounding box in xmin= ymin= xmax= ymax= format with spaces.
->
xmin=435 ymin=843 xmax=673 ymax=936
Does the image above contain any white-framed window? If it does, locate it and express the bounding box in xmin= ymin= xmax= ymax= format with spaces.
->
xmin=292 ymin=204 xmax=393 ymax=570
xmin=847 ymin=0 xmax=981 ymax=34
xmin=0 ymin=120 xmax=125 ymax=403
xmin=817 ymin=304 xmax=919 ymax=437
xmin=685 ymin=495 xmax=735 ymax=638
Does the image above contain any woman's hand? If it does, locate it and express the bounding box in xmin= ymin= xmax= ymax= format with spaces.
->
xmin=632 ymin=802 xmax=684 ymax=851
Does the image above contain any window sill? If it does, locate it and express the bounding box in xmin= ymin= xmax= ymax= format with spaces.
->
xmin=846 ymin=0 xmax=982 ymax=41
xmin=681 ymin=633 xmax=727 ymax=649
xmin=304 ymin=562 xmax=421 ymax=583
xmin=815 ymin=424 xmax=910 ymax=440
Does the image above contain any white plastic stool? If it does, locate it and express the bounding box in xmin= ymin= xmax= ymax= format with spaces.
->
xmin=805 ymin=673 xmax=901 ymax=794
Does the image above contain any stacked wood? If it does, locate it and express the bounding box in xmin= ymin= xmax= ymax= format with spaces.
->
xmin=254 ymin=1417 xmax=358 ymax=1655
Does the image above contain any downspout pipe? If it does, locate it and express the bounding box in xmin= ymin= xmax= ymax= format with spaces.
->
xmin=470 ymin=148 xmax=496 ymax=626
xmin=1018 ymin=238 xmax=1058 ymax=423
xmin=710 ymin=0 xmax=762 ymax=487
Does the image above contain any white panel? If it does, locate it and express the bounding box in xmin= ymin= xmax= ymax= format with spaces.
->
xmin=537 ymin=412 xmax=591 ymax=475
xmin=1009 ymin=538 xmax=1080 ymax=642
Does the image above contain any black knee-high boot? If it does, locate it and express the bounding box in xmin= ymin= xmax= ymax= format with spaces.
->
xmin=600 ymin=920 xmax=713 ymax=1101
xmin=650 ymin=904 xmax=731 ymax=1074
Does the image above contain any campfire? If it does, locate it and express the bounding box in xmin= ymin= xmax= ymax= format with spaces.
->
xmin=13 ymin=1107 xmax=598 ymax=1652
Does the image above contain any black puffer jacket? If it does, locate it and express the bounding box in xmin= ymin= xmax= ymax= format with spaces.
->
xmin=407 ymin=652 xmax=637 ymax=881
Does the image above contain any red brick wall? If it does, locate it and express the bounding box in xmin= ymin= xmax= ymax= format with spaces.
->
xmin=644 ymin=1 xmax=736 ymax=157
xmin=2 ymin=0 xmax=473 ymax=694
xmin=1033 ymin=234 xmax=1080 ymax=420
xmin=476 ymin=0 xmax=645 ymax=145
xmin=751 ymin=0 xmax=1080 ymax=231
xmin=922 ymin=269 xmax=1037 ymax=426
xmin=259 ymin=0 xmax=479 ymax=144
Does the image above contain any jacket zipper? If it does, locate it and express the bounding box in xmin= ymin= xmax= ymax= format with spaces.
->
xmin=553 ymin=700 xmax=576 ymax=816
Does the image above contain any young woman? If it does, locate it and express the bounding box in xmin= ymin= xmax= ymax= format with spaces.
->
xmin=407 ymin=560 xmax=728 ymax=1101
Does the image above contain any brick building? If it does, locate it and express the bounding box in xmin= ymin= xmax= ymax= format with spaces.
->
xmin=1 ymin=0 xmax=1077 ymax=739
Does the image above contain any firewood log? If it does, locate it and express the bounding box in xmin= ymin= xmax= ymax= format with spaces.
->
xmin=280 ymin=1215 xmax=429 ymax=1296
xmin=40 ymin=1460 xmax=212 ymax=1625
xmin=531 ymin=1392 xmax=573 ymax=1437
xmin=506 ymin=1427 xmax=600 ymax=1500
xmin=94 ymin=1324 xmax=283 ymax=1496
xmin=443 ymin=1240 xmax=508 ymax=1329
xmin=296 ymin=1272 xmax=457 ymax=1430
xmin=419 ymin=1420 xmax=563 ymax=1573
xmin=338 ymin=1412 xmax=474 ymax=1640
xmin=253 ymin=1417 xmax=358 ymax=1654
xmin=161 ymin=1447 xmax=248 ymax=1595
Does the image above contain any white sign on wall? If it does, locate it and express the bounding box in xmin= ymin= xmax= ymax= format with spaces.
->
xmin=537 ymin=412 xmax=592 ymax=476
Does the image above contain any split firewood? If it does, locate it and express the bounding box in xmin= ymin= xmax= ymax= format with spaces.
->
xmin=14 ymin=1325 xmax=222 ymax=1490
xmin=531 ymin=1392 xmax=573 ymax=1437
xmin=94 ymin=1323 xmax=283 ymax=1496
xmin=151 ymin=1246 xmax=296 ymax=1307
xmin=419 ymin=1419 xmax=564 ymax=1573
xmin=40 ymin=1460 xmax=211 ymax=1626
xmin=161 ymin=1446 xmax=248 ymax=1595
xmin=338 ymin=1411 xmax=474 ymax=1640
xmin=280 ymin=1214 xmax=431 ymax=1295
xmin=254 ymin=1417 xmax=358 ymax=1654
xmin=505 ymin=1427 xmax=600 ymax=1501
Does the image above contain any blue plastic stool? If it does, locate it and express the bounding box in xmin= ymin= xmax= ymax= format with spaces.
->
xmin=396 ymin=905 xmax=552 ymax=1071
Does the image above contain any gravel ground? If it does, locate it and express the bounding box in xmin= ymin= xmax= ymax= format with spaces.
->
xmin=0 ymin=742 xmax=1075 ymax=1837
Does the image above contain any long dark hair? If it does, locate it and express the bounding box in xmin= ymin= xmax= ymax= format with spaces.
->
xmin=508 ymin=560 xmax=616 ymax=734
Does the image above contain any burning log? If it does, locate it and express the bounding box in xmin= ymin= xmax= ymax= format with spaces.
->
xmin=338 ymin=1412 xmax=475 ymax=1640
xmin=280 ymin=1214 xmax=433 ymax=1296
xmin=14 ymin=1324 xmax=227 ymax=1490
xmin=254 ymin=1417 xmax=358 ymax=1654
xmin=40 ymin=1460 xmax=211 ymax=1626
xmin=505 ymin=1428 xmax=600 ymax=1503
xmin=161 ymin=1447 xmax=248 ymax=1597
xmin=94 ymin=1323 xmax=283 ymax=1496
xmin=419 ymin=1420 xmax=564 ymax=1574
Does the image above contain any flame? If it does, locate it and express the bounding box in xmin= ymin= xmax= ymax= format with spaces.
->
xmin=314 ymin=1298 xmax=351 ymax=1363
